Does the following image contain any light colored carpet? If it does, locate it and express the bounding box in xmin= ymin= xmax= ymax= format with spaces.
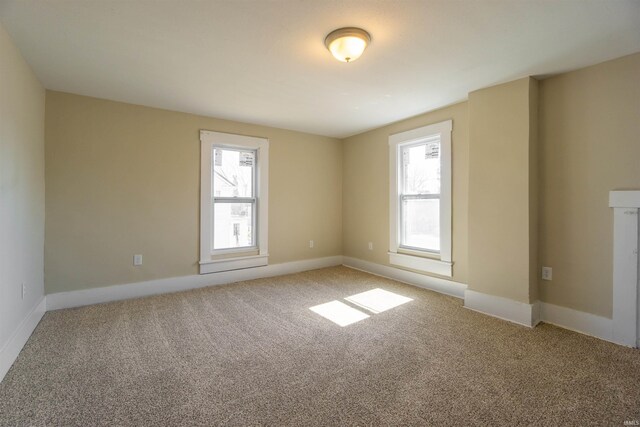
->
xmin=1 ymin=266 xmax=639 ymax=426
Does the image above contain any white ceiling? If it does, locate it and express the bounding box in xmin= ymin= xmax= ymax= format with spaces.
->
xmin=1 ymin=1 xmax=639 ymax=138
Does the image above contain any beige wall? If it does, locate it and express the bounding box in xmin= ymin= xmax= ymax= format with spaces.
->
xmin=45 ymin=91 xmax=342 ymax=293
xmin=468 ymin=77 xmax=538 ymax=304
xmin=0 ymin=24 xmax=45 ymax=355
xmin=342 ymin=102 xmax=469 ymax=283
xmin=538 ymin=52 xmax=640 ymax=317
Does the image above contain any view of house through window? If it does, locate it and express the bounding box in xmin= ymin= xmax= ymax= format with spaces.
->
xmin=212 ymin=147 xmax=257 ymax=250
xmin=400 ymin=137 xmax=441 ymax=252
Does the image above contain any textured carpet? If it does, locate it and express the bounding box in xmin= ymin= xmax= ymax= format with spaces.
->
xmin=1 ymin=266 xmax=639 ymax=426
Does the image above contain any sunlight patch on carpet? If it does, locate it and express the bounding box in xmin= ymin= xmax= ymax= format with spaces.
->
xmin=345 ymin=288 xmax=413 ymax=314
xmin=309 ymin=300 xmax=370 ymax=326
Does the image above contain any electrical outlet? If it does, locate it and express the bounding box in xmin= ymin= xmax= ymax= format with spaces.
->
xmin=21 ymin=283 xmax=26 ymax=300
xmin=133 ymin=254 xmax=143 ymax=266
xmin=541 ymin=267 xmax=552 ymax=281
xmin=368 ymin=242 xmax=373 ymax=250
xmin=309 ymin=240 xmax=314 ymax=248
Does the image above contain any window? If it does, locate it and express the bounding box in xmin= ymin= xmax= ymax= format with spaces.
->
xmin=200 ymin=131 xmax=268 ymax=274
xmin=212 ymin=147 xmax=256 ymax=251
xmin=389 ymin=120 xmax=452 ymax=277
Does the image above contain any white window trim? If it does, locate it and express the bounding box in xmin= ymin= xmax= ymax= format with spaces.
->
xmin=388 ymin=120 xmax=453 ymax=277
xmin=199 ymin=130 xmax=269 ymax=274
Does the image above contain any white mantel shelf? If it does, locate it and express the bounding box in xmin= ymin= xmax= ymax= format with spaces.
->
xmin=609 ymin=190 xmax=640 ymax=348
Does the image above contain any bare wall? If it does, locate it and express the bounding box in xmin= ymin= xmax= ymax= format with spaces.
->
xmin=538 ymin=52 xmax=640 ymax=317
xmin=0 ymin=24 xmax=45 ymax=359
xmin=342 ymin=102 xmax=469 ymax=284
xmin=468 ymin=77 xmax=538 ymax=304
xmin=45 ymin=92 xmax=342 ymax=293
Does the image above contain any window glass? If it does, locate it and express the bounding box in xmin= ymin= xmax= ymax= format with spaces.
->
xmin=212 ymin=148 xmax=254 ymax=198
xmin=213 ymin=203 xmax=253 ymax=250
xmin=400 ymin=139 xmax=441 ymax=252
xmin=401 ymin=140 xmax=440 ymax=195
xmin=401 ymin=198 xmax=440 ymax=251
xmin=211 ymin=146 xmax=256 ymax=251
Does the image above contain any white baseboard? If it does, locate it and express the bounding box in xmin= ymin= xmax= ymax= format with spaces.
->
xmin=0 ymin=297 xmax=46 ymax=383
xmin=464 ymin=290 xmax=539 ymax=328
xmin=341 ymin=258 xmax=621 ymax=345
xmin=47 ymin=255 xmax=343 ymax=311
xmin=463 ymin=292 xmax=619 ymax=343
xmin=342 ymin=256 xmax=467 ymax=299
xmin=539 ymin=302 xmax=615 ymax=344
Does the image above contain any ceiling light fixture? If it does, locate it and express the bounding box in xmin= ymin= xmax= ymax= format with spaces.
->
xmin=324 ymin=27 xmax=371 ymax=63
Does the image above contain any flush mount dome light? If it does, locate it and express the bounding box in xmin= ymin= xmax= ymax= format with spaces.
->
xmin=324 ymin=27 xmax=371 ymax=63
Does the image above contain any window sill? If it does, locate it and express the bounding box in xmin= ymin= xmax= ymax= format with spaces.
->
xmin=388 ymin=251 xmax=452 ymax=277
xmin=199 ymin=254 xmax=269 ymax=274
